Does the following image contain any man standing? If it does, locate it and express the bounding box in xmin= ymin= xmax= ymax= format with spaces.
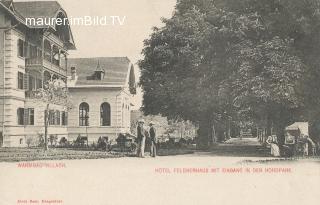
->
xmin=136 ymin=119 xmax=146 ymax=158
xmin=149 ymin=121 xmax=157 ymax=157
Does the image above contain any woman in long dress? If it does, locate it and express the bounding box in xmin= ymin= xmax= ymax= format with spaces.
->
xmin=266 ymin=135 xmax=280 ymax=157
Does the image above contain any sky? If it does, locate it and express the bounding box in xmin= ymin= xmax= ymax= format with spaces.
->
xmin=20 ymin=0 xmax=177 ymax=109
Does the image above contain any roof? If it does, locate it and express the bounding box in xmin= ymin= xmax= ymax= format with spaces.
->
xmin=13 ymin=1 xmax=61 ymax=19
xmin=0 ymin=0 xmax=76 ymax=49
xmin=67 ymin=57 xmax=134 ymax=87
xmin=286 ymin=122 xmax=309 ymax=136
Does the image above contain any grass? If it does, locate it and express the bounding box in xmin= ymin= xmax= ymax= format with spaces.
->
xmin=0 ymin=147 xmax=123 ymax=162
xmin=157 ymin=148 xmax=194 ymax=156
xmin=0 ymin=147 xmax=195 ymax=162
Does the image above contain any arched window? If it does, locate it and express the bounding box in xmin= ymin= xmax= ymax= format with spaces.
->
xmin=100 ymin=102 xmax=111 ymax=126
xmin=79 ymin=102 xmax=89 ymax=126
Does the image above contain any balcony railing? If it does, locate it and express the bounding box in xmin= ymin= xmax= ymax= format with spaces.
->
xmin=25 ymin=90 xmax=68 ymax=105
xmin=26 ymin=57 xmax=43 ymax=66
xmin=26 ymin=57 xmax=67 ymax=75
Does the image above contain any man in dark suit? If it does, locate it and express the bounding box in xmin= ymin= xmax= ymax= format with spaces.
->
xmin=149 ymin=121 xmax=157 ymax=157
xmin=136 ymin=119 xmax=146 ymax=157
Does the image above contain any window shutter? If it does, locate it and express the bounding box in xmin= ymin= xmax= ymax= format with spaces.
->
xmin=24 ymin=41 xmax=29 ymax=58
xmin=30 ymin=108 xmax=34 ymax=125
xmin=24 ymin=108 xmax=29 ymax=125
xmin=23 ymin=73 xmax=29 ymax=90
xmin=17 ymin=39 xmax=23 ymax=57
xmin=44 ymin=110 xmax=47 ymax=126
xmin=56 ymin=110 xmax=60 ymax=125
xmin=65 ymin=112 xmax=68 ymax=126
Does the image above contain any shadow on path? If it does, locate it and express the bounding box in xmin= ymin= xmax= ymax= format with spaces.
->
xmin=196 ymin=137 xmax=271 ymax=157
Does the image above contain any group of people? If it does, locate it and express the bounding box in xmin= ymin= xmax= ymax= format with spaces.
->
xmin=266 ymin=134 xmax=317 ymax=157
xmin=136 ymin=119 xmax=157 ymax=158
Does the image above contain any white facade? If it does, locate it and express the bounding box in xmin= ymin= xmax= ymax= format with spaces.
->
xmin=67 ymin=58 xmax=136 ymax=144
xmin=0 ymin=1 xmax=75 ymax=147
xmin=0 ymin=2 xmax=136 ymax=147
xmin=67 ymin=87 xmax=133 ymax=143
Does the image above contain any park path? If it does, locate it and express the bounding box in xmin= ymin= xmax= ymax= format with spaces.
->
xmin=197 ymin=137 xmax=271 ymax=157
xmin=224 ymin=137 xmax=262 ymax=146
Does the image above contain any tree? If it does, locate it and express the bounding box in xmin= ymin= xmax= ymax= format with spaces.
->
xmin=139 ymin=0 xmax=320 ymax=148
xmin=33 ymin=79 xmax=72 ymax=151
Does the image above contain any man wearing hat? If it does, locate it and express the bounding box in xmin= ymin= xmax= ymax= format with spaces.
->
xmin=136 ymin=119 xmax=146 ymax=157
xmin=149 ymin=121 xmax=157 ymax=157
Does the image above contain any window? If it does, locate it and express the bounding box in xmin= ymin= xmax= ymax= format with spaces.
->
xmin=18 ymin=39 xmax=24 ymax=57
xmin=44 ymin=40 xmax=51 ymax=62
xmin=28 ymin=108 xmax=34 ymax=125
xmin=79 ymin=102 xmax=89 ymax=126
xmin=94 ymin=71 xmax=104 ymax=80
xmin=52 ymin=45 xmax=60 ymax=66
xmin=56 ymin=110 xmax=60 ymax=125
xmin=24 ymin=41 xmax=29 ymax=58
xmin=49 ymin=110 xmax=55 ymax=125
xmin=62 ymin=111 xmax=68 ymax=126
xmin=18 ymin=72 xmax=24 ymax=89
xmin=24 ymin=108 xmax=34 ymax=125
xmin=17 ymin=108 xmax=24 ymax=125
xmin=100 ymin=102 xmax=111 ymax=126
xmin=29 ymin=76 xmax=36 ymax=91
xmin=36 ymin=78 xmax=42 ymax=89
xmin=30 ymin=45 xmax=37 ymax=58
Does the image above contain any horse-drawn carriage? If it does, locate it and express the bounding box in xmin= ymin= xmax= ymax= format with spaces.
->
xmin=283 ymin=122 xmax=316 ymax=157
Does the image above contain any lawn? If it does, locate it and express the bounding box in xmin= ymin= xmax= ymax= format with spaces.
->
xmin=157 ymin=148 xmax=194 ymax=156
xmin=0 ymin=147 xmax=194 ymax=162
xmin=0 ymin=147 xmax=122 ymax=162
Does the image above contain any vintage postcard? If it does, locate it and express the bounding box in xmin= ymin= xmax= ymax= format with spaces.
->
xmin=0 ymin=0 xmax=319 ymax=204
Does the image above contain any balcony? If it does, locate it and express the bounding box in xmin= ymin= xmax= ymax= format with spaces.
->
xmin=26 ymin=57 xmax=67 ymax=77
xmin=26 ymin=57 xmax=43 ymax=67
xmin=25 ymin=90 xmax=68 ymax=105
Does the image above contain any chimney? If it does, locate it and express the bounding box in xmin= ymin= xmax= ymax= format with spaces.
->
xmin=71 ymin=66 xmax=76 ymax=80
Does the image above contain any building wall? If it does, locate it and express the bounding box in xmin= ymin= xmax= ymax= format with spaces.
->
xmin=67 ymin=87 xmax=132 ymax=143
xmin=24 ymin=99 xmax=68 ymax=135
xmin=0 ymin=18 xmax=71 ymax=147
xmin=0 ymin=11 xmax=8 ymax=143
xmin=1 ymin=27 xmax=27 ymax=147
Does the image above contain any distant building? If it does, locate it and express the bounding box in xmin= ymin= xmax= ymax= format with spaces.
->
xmin=67 ymin=57 xmax=136 ymax=143
xmin=0 ymin=0 xmax=75 ymax=147
xmin=131 ymin=110 xmax=197 ymax=141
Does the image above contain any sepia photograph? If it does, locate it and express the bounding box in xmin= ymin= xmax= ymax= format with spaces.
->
xmin=0 ymin=0 xmax=319 ymax=204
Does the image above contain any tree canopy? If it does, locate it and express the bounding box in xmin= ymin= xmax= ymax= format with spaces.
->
xmin=139 ymin=0 xmax=320 ymax=145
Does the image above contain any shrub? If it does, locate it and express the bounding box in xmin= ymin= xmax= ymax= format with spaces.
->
xmin=38 ymin=134 xmax=45 ymax=147
xmin=49 ymin=135 xmax=58 ymax=147
xmin=26 ymin=137 xmax=34 ymax=148
xmin=97 ymin=137 xmax=108 ymax=151
xmin=59 ymin=137 xmax=68 ymax=147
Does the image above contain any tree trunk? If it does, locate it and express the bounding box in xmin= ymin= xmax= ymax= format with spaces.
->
xmin=197 ymin=116 xmax=211 ymax=149
xmin=226 ymin=117 xmax=231 ymax=140
xmin=212 ymin=121 xmax=216 ymax=143
xmin=274 ymin=119 xmax=286 ymax=146
xmin=266 ymin=114 xmax=272 ymax=137
xmin=44 ymin=103 xmax=49 ymax=151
